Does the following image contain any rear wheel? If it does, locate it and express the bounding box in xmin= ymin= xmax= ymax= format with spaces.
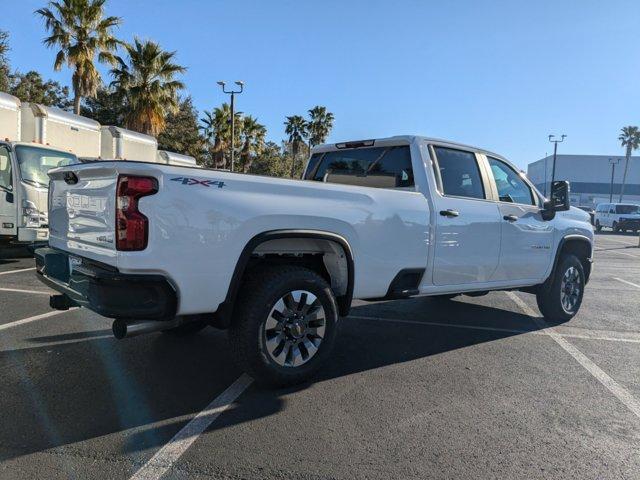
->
xmin=536 ymin=254 xmax=585 ymax=322
xmin=229 ymin=265 xmax=338 ymax=387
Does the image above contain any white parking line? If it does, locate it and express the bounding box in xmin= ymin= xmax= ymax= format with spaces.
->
xmin=613 ymin=277 xmax=640 ymax=290
xmin=0 ymin=309 xmax=75 ymax=332
xmin=130 ymin=374 xmax=253 ymax=480
xmin=0 ymin=287 xmax=51 ymax=295
xmin=506 ymin=292 xmax=640 ymax=419
xmin=0 ymin=267 xmax=36 ymax=276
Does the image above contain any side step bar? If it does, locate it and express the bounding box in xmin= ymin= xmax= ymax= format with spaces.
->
xmin=112 ymin=315 xmax=208 ymax=339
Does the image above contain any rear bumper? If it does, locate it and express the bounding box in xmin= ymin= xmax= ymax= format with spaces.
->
xmin=35 ymin=247 xmax=177 ymax=320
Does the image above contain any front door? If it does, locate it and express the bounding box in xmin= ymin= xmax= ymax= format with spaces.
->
xmin=0 ymin=146 xmax=17 ymax=237
xmin=430 ymin=146 xmax=502 ymax=286
xmin=485 ymin=156 xmax=553 ymax=282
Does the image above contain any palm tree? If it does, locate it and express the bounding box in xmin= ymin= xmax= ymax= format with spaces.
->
xmin=285 ymin=115 xmax=308 ymax=178
xmin=307 ymin=106 xmax=334 ymax=148
xmin=240 ymin=116 xmax=266 ymax=173
xmin=111 ymin=38 xmax=185 ymax=136
xmin=36 ymin=0 xmax=122 ymax=114
xmin=618 ymin=126 xmax=640 ymax=202
xmin=200 ymin=103 xmax=241 ymax=169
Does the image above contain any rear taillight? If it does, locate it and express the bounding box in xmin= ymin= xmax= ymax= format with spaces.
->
xmin=116 ymin=175 xmax=158 ymax=251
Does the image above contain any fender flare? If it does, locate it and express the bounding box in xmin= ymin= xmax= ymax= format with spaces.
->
xmin=548 ymin=234 xmax=593 ymax=284
xmin=213 ymin=229 xmax=355 ymax=327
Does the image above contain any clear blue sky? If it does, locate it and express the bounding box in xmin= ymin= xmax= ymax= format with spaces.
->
xmin=3 ymin=0 xmax=640 ymax=168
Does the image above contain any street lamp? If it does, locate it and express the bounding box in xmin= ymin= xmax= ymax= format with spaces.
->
xmin=548 ymin=134 xmax=567 ymax=190
xmin=609 ymin=158 xmax=620 ymax=203
xmin=217 ymin=80 xmax=244 ymax=172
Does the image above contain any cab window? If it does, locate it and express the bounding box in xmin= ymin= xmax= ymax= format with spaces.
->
xmin=433 ymin=147 xmax=485 ymax=199
xmin=487 ymin=156 xmax=535 ymax=205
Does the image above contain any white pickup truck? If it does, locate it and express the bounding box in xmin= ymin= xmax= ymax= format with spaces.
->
xmin=35 ymin=136 xmax=594 ymax=386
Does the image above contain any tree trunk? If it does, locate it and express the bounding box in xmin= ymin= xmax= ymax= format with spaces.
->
xmin=73 ymin=94 xmax=81 ymax=115
xmin=620 ymin=144 xmax=632 ymax=202
xmin=290 ymin=142 xmax=298 ymax=178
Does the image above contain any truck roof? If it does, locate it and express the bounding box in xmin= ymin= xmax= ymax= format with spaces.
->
xmin=23 ymin=102 xmax=101 ymax=132
xmin=312 ymin=135 xmax=510 ymax=163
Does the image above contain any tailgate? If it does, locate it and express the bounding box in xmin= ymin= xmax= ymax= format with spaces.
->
xmin=48 ymin=163 xmax=119 ymax=266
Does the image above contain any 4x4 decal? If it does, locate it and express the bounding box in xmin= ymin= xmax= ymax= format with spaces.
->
xmin=170 ymin=177 xmax=225 ymax=188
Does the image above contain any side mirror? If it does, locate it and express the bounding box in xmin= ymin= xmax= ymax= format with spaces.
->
xmin=541 ymin=180 xmax=570 ymax=220
xmin=549 ymin=180 xmax=570 ymax=211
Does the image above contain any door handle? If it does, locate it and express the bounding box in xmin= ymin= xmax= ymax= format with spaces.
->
xmin=439 ymin=209 xmax=459 ymax=218
xmin=503 ymin=215 xmax=518 ymax=222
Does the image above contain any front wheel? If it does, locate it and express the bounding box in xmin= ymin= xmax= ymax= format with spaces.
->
xmin=612 ymin=221 xmax=619 ymax=233
xmin=595 ymin=220 xmax=602 ymax=232
xmin=536 ymin=254 xmax=585 ymax=322
xmin=229 ymin=265 xmax=338 ymax=387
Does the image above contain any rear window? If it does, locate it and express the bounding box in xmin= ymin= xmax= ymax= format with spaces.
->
xmin=616 ymin=204 xmax=639 ymax=214
xmin=305 ymin=146 xmax=414 ymax=189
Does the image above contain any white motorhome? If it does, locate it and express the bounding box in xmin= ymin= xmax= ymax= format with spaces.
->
xmin=157 ymin=150 xmax=199 ymax=167
xmin=0 ymin=92 xmax=82 ymax=244
xmin=100 ymin=126 xmax=157 ymax=162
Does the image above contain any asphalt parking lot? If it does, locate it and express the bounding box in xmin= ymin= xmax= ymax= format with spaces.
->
xmin=0 ymin=232 xmax=639 ymax=480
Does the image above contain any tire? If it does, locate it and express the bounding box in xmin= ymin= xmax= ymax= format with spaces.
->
xmin=161 ymin=320 xmax=208 ymax=336
xmin=595 ymin=221 xmax=602 ymax=232
xmin=536 ymin=254 xmax=585 ymax=322
xmin=229 ymin=265 xmax=339 ymax=387
xmin=612 ymin=221 xmax=619 ymax=233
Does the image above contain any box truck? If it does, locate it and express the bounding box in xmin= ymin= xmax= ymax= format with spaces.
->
xmin=100 ymin=126 xmax=157 ymax=162
xmin=1 ymin=92 xmax=80 ymax=244
xmin=157 ymin=150 xmax=199 ymax=167
xmin=20 ymin=102 xmax=101 ymax=157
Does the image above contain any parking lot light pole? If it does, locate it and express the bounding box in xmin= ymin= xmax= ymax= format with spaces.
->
xmin=548 ymin=134 xmax=567 ymax=189
xmin=217 ymin=81 xmax=244 ymax=172
xmin=608 ymin=158 xmax=620 ymax=203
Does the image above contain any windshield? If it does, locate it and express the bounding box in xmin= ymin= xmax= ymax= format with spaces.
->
xmin=616 ymin=204 xmax=640 ymax=214
xmin=15 ymin=145 xmax=78 ymax=188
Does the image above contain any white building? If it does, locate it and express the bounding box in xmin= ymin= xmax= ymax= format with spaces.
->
xmin=527 ymin=154 xmax=640 ymax=207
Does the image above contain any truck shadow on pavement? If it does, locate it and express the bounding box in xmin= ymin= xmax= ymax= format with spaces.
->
xmin=0 ymin=295 xmax=554 ymax=462
xmin=0 ymin=246 xmax=32 ymax=266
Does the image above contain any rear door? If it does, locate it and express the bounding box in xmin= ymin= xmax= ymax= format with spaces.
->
xmin=484 ymin=155 xmax=553 ymax=282
xmin=608 ymin=204 xmax=616 ymax=226
xmin=429 ymin=145 xmax=501 ymax=285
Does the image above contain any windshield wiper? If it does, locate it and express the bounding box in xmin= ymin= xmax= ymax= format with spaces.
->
xmin=22 ymin=178 xmax=48 ymax=188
